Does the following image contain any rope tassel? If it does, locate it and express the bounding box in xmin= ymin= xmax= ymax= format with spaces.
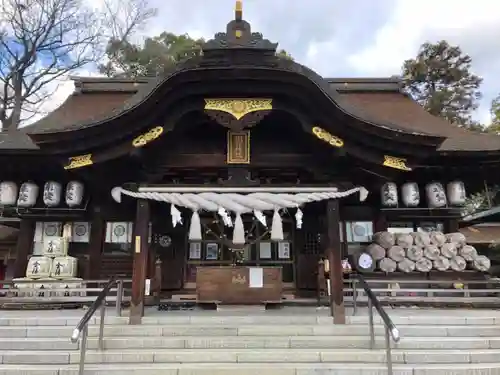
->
xmin=271 ymin=209 xmax=284 ymax=241
xmin=295 ymin=207 xmax=303 ymax=229
xmin=170 ymin=204 xmax=182 ymax=227
xmin=188 ymin=211 xmax=202 ymax=241
xmin=233 ymin=213 xmax=246 ymax=245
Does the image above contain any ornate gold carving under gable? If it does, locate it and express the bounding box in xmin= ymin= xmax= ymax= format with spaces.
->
xmin=383 ymin=155 xmax=412 ymax=171
xmin=64 ymin=154 xmax=93 ymax=170
xmin=204 ymin=99 xmax=272 ymax=120
xmin=227 ymin=130 xmax=250 ymax=164
xmin=132 ymin=126 xmax=164 ymax=148
xmin=312 ymin=126 xmax=344 ymax=148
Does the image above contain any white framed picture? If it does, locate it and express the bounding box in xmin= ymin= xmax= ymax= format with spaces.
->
xmin=278 ymin=242 xmax=291 ymax=259
xmin=206 ymin=242 xmax=219 ymax=260
xmin=189 ymin=242 xmax=201 ymax=259
xmin=259 ymin=242 xmax=272 ymax=259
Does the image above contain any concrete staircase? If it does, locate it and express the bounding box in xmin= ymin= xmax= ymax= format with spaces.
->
xmin=0 ymin=308 xmax=500 ymax=375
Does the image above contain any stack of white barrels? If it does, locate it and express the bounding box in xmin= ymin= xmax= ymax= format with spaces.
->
xmin=366 ymin=231 xmax=491 ymax=274
xmin=12 ymin=231 xmax=84 ymax=297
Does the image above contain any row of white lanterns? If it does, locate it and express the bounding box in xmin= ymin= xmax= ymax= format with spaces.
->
xmin=381 ymin=181 xmax=466 ymax=208
xmin=0 ymin=181 xmax=85 ymax=208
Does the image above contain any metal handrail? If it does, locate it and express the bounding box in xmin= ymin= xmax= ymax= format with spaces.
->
xmin=70 ymin=278 xmax=124 ymax=375
xmin=353 ymin=274 xmax=400 ymax=375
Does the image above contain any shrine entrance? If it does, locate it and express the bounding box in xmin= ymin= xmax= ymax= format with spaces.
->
xmin=184 ymin=213 xmax=296 ymax=290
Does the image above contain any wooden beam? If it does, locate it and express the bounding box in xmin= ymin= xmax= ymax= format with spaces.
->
xmin=326 ymin=199 xmax=345 ymax=324
xmin=13 ymin=219 xmax=35 ymax=278
xmin=87 ymin=213 xmax=105 ymax=280
xmin=153 ymin=153 xmax=319 ymax=168
xmin=129 ymin=199 xmax=150 ymax=325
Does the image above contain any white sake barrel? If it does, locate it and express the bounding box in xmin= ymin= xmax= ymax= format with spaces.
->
xmin=381 ymin=182 xmax=398 ymax=207
xmin=17 ymin=182 xmax=39 ymax=207
xmin=32 ymin=278 xmax=55 ymax=297
xmin=53 ymin=277 xmax=85 ymax=297
xmin=0 ymin=181 xmax=18 ymax=206
xmin=12 ymin=277 xmax=34 ymax=297
xmin=25 ymin=256 xmax=52 ymax=279
xmin=51 ymin=256 xmax=78 ymax=279
xmin=43 ymin=181 xmax=62 ymax=207
xmin=42 ymin=237 xmax=68 ymax=258
xmin=447 ymin=181 xmax=466 ymax=206
xmin=65 ymin=181 xmax=84 ymax=207
xmin=425 ymin=182 xmax=447 ymax=208
xmin=401 ymin=182 xmax=420 ymax=207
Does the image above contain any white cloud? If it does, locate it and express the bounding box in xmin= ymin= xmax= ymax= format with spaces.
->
xmin=346 ymin=0 xmax=500 ymax=122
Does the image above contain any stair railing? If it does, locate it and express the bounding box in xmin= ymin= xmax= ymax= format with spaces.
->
xmin=70 ymin=278 xmax=124 ymax=375
xmin=353 ymin=274 xmax=400 ymax=375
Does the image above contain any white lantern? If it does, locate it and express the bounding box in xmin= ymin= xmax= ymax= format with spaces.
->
xmin=425 ymin=182 xmax=447 ymax=208
xmin=0 ymin=181 xmax=18 ymax=206
xmin=401 ymin=182 xmax=420 ymax=207
xmin=381 ymin=182 xmax=398 ymax=207
xmin=447 ymin=181 xmax=466 ymax=206
xmin=43 ymin=181 xmax=62 ymax=207
xmin=17 ymin=182 xmax=39 ymax=207
xmin=65 ymin=181 xmax=84 ymax=207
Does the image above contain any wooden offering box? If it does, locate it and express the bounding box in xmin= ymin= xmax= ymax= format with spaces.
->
xmin=196 ymin=266 xmax=283 ymax=304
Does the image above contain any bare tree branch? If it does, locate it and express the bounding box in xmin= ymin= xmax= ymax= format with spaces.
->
xmin=0 ymin=0 xmax=156 ymax=131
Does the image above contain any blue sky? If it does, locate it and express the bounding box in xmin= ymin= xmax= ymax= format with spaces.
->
xmin=44 ymin=0 xmax=500 ymax=125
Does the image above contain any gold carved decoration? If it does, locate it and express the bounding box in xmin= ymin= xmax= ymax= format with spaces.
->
xmin=383 ymin=155 xmax=412 ymax=171
xmin=227 ymin=130 xmax=250 ymax=164
xmin=132 ymin=126 xmax=164 ymax=148
xmin=232 ymin=274 xmax=246 ymax=284
xmin=64 ymin=154 xmax=93 ymax=170
xmin=204 ymin=99 xmax=272 ymax=120
xmin=312 ymin=126 xmax=344 ymax=148
xmin=135 ymin=235 xmax=141 ymax=254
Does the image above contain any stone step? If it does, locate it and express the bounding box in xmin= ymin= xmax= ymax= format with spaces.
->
xmin=1 ymin=335 xmax=498 ymax=350
xmin=1 ymin=314 xmax=499 ymax=327
xmin=2 ymin=348 xmax=500 ymax=365
xmin=1 ymin=362 xmax=500 ymax=375
xmin=1 ymin=324 xmax=499 ymax=338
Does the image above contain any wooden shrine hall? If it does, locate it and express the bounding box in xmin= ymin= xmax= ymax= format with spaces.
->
xmin=2 ymin=1 xmax=500 ymax=323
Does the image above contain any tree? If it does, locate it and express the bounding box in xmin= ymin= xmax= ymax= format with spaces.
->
xmin=101 ymin=32 xmax=294 ymax=78
xmin=0 ymin=0 xmax=156 ymax=131
xmin=488 ymin=94 xmax=500 ymax=134
xmin=100 ymin=32 xmax=205 ymax=77
xmin=402 ymin=40 xmax=483 ymax=128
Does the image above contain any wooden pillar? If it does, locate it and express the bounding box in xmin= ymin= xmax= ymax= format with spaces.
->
xmin=87 ymin=213 xmax=105 ymax=280
xmin=130 ymin=199 xmax=150 ymax=325
xmin=13 ymin=219 xmax=35 ymax=278
xmin=373 ymin=213 xmax=388 ymax=232
xmin=326 ymin=200 xmax=345 ymax=324
xmin=444 ymin=219 xmax=459 ymax=233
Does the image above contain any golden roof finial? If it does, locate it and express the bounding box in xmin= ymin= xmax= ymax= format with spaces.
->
xmin=235 ymin=0 xmax=242 ymax=21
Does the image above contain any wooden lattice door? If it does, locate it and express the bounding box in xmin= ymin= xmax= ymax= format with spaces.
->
xmin=295 ymin=215 xmax=324 ymax=291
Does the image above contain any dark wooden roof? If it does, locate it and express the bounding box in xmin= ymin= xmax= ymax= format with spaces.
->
xmin=14 ymin=75 xmax=500 ymax=152
xmin=6 ymin=5 xmax=499 ymax=157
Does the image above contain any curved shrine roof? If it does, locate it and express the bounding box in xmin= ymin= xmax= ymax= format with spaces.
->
xmin=15 ymin=75 xmax=500 ymax=153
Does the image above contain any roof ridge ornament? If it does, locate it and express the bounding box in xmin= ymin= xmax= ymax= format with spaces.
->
xmin=202 ymin=0 xmax=278 ymax=53
xmin=235 ymin=0 xmax=242 ymax=21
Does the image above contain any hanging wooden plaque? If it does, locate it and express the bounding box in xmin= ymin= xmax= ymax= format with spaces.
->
xmin=227 ymin=130 xmax=250 ymax=164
